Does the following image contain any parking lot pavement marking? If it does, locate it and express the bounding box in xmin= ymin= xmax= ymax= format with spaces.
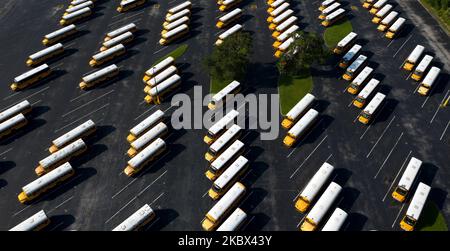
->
xmin=359 ymin=102 xmax=389 ymax=139
xmin=440 ymin=120 xmax=450 ymax=141
xmin=134 ymin=105 xmax=158 ymax=121
xmin=348 ymin=99 xmax=354 ymax=107
xmin=62 ymin=90 xmax=114 ymax=118
xmin=393 ymin=33 xmax=414 ymax=58
xmin=104 ymin=195 xmax=138 ymax=224
xmin=0 ymin=148 xmax=13 ymax=157
xmin=241 ymin=215 xmax=255 ymax=230
xmin=405 ymin=72 xmax=412 ymax=80
xmin=382 ymin=150 xmax=412 ymax=202
xmin=296 ymin=215 xmax=307 ymax=228
xmin=430 ymin=90 xmax=450 ymax=124
xmin=421 ymin=95 xmax=431 ymax=108
xmin=31 ymin=100 xmax=42 ymax=106
xmin=373 ymin=132 xmax=404 ymax=179
xmin=4 ymin=86 xmax=50 ymax=102
xmin=47 ymin=195 xmax=75 ymax=214
xmin=202 ymin=190 xmax=208 ymax=198
xmin=136 ymin=170 xmax=168 ymax=197
xmin=108 ymin=11 xmax=145 ymax=27
xmin=366 ymin=115 xmax=396 ymax=158
xmin=413 ymin=82 xmax=421 ymax=93
xmin=12 ymin=205 xmax=31 ymax=217
xmin=111 ymin=178 xmax=139 ymax=199
xmin=392 ymin=203 xmax=406 ymax=228
xmin=48 ymin=221 xmax=65 ymax=231
xmin=55 ymin=103 xmax=110 ymax=133
xmin=70 ymin=91 xmax=92 ymax=102
xmin=287 ymin=118 xmax=324 ymax=158
xmin=153 ymin=46 xmax=169 ymax=55
xmin=149 ymin=192 xmax=165 ymax=206
xmin=2 ymin=92 xmax=20 ymax=101
xmin=289 ymin=135 xmax=328 ymax=179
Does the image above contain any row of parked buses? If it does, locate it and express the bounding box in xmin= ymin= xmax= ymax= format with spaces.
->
xmin=294 ymin=162 xmax=348 ymax=231
xmin=60 ymin=0 xmax=97 ymax=26
xmin=0 ymin=101 xmax=32 ymax=140
xmin=117 ymin=0 xmax=147 ymax=13
xmin=401 ymin=44 xmax=441 ymax=96
xmin=362 ymin=0 xmax=408 ymax=39
xmin=264 ymin=0 xmax=300 ymax=58
xmin=142 ymin=56 xmax=181 ymax=104
xmin=160 ymin=1 xmax=192 ymax=45
xmin=215 ymin=0 xmax=243 ymax=46
xmin=216 ymin=7 xmax=243 ymax=29
xmin=318 ymin=0 xmax=347 ymax=27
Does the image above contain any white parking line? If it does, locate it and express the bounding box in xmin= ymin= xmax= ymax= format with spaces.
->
xmin=2 ymin=92 xmax=20 ymax=101
xmin=392 ymin=204 xmax=405 ymax=228
xmin=382 ymin=150 xmax=412 ymax=202
xmin=359 ymin=102 xmax=389 ymax=140
xmin=134 ymin=106 xmax=158 ymax=121
xmin=286 ymin=119 xmax=324 ymax=158
xmin=136 ymin=170 xmax=168 ymax=197
xmin=4 ymin=86 xmax=50 ymax=102
xmin=289 ymin=135 xmax=328 ymax=179
xmin=366 ymin=115 xmax=396 ymax=158
xmin=48 ymin=222 xmax=65 ymax=231
xmin=440 ymin=120 xmax=450 ymax=141
xmin=104 ymin=196 xmax=137 ymax=224
xmin=202 ymin=190 xmax=209 ymax=198
xmin=153 ymin=46 xmax=168 ymax=55
xmin=430 ymin=90 xmax=449 ymax=123
xmin=12 ymin=205 xmax=31 ymax=217
xmin=62 ymin=90 xmax=114 ymax=118
xmin=150 ymin=192 xmax=165 ymax=206
xmin=47 ymin=195 xmax=74 ymax=214
xmin=54 ymin=103 xmax=110 ymax=133
xmin=0 ymin=148 xmax=13 ymax=157
xmin=392 ymin=33 xmax=414 ymax=58
xmin=108 ymin=11 xmax=145 ymax=27
xmin=70 ymin=91 xmax=92 ymax=102
xmin=373 ymin=132 xmax=404 ymax=179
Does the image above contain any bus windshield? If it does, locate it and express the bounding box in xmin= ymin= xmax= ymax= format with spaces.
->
xmin=361 ymin=112 xmax=371 ymax=119
xmin=403 ymin=215 xmax=416 ymax=226
xmin=355 ymin=96 xmax=365 ymax=104
xmin=394 ymin=186 xmax=408 ymax=196
xmin=212 ymin=184 xmax=221 ymax=193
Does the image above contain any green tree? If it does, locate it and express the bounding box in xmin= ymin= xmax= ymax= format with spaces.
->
xmin=204 ymin=31 xmax=253 ymax=82
xmin=277 ymin=31 xmax=330 ymax=76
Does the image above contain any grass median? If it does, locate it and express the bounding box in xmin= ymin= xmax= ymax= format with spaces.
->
xmin=278 ymin=71 xmax=314 ymax=115
xmin=323 ymin=18 xmax=353 ymax=48
xmin=417 ymin=202 xmax=448 ymax=231
xmin=153 ymin=44 xmax=188 ymax=66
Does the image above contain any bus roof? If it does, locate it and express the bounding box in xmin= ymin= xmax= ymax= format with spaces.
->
xmin=162 ymin=24 xmax=189 ymax=39
xmin=0 ymin=114 xmax=27 ymax=133
xmin=406 ymin=45 xmax=425 ymax=63
xmin=130 ymin=109 xmax=164 ymax=136
xmin=164 ymin=16 xmax=190 ymax=30
xmin=211 ymin=140 xmax=245 ymax=172
xmin=66 ymin=1 xmax=93 ymax=13
xmin=22 ymin=163 xmax=73 ymax=196
xmin=286 ymin=93 xmax=315 ymax=120
xmin=357 ymin=78 xmax=380 ymax=99
xmin=352 ymin=66 xmax=373 ymax=86
xmin=278 ymin=25 xmax=299 ymax=41
xmin=306 ymin=182 xmax=342 ymax=224
xmin=71 ymin=0 xmax=90 ymax=5
xmin=103 ymin=31 xmax=134 ymax=47
xmin=0 ymin=100 xmax=31 ymax=123
xmin=168 ymin=1 xmax=191 ymax=14
xmin=272 ymin=9 xmax=294 ymax=24
xmin=45 ymin=24 xmax=77 ymax=39
xmin=29 ymin=43 xmax=63 ymax=60
xmin=414 ymin=55 xmax=433 ymax=73
xmin=398 ymin=157 xmax=422 ymax=190
xmin=9 ymin=210 xmax=49 ymax=231
xmin=270 ymin=3 xmax=290 ymax=16
xmin=112 ymin=204 xmax=154 ymax=231
xmin=212 ymin=80 xmax=241 ymax=103
xmin=270 ymin=0 xmax=287 ymax=8
xmin=321 ymin=208 xmax=348 ymax=231
xmin=421 ymin=67 xmax=441 ymax=87
xmin=278 ymin=37 xmax=294 ymax=51
xmin=39 ymin=139 xmax=86 ymax=169
xmin=210 ymin=124 xmax=241 ymax=153
xmin=107 ymin=23 xmax=137 ymax=38
xmin=325 ymin=8 xmax=346 ymax=21
xmin=276 ymin=16 xmax=297 ymax=32
xmin=92 ymin=44 xmax=125 ymax=60
xmin=82 ymin=64 xmax=118 ymax=82
xmin=381 ymin=11 xmax=398 ymax=25
xmin=217 ymin=207 xmax=247 ymax=231
xmin=342 ymin=44 xmax=362 ymax=62
xmin=321 ymin=0 xmax=335 ymax=6
xmin=375 ymin=4 xmax=393 ymax=17
xmin=337 ymin=32 xmax=357 ymax=48
xmin=207 ymin=182 xmax=246 ymax=221
xmin=373 ymin=0 xmax=388 ymax=8
xmin=128 ymin=138 xmax=166 ymax=168
xmin=146 ymin=56 xmax=174 ymax=76
xmin=222 ymin=0 xmax=238 ymax=5
xmin=52 ymin=119 xmax=95 ymax=148
xmin=288 ymin=108 xmax=319 ymax=137
xmin=166 ymin=9 xmax=190 ymax=22
xmin=62 ymin=7 xmax=91 ymax=20
xmin=219 ymin=8 xmax=242 ymax=22
xmin=214 ymin=156 xmax=248 ymax=190
xmin=388 ymin=17 xmax=406 ymax=32
xmin=300 ymin=162 xmax=334 ymax=202
xmin=14 ymin=64 xmax=50 ymax=83
xmin=322 ymin=2 xmax=341 ymax=15
xmin=148 ymin=74 xmax=181 ymax=96
xmin=148 ymin=65 xmax=177 ymax=87
xmin=406 ymin=182 xmax=431 ymax=220
xmin=363 ymin=92 xmax=386 ymax=115
xmin=218 ymin=24 xmax=242 ymax=40
xmin=131 ymin=122 xmax=168 ymax=150
xmin=347 ymin=54 xmax=367 ymax=73
xmin=121 ymin=0 xmax=141 ymax=6
xmin=208 ymin=109 xmax=239 ymax=135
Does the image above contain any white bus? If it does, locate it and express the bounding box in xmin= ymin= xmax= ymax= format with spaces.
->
xmin=300 ymin=182 xmax=342 ymax=231
xmin=343 ymin=54 xmax=368 ymax=81
xmin=273 ymin=25 xmax=299 ymax=49
xmin=208 ymin=80 xmax=241 ymax=110
xmin=321 ymin=8 xmax=346 ymax=27
xmin=219 ymin=0 xmax=242 ymax=12
xmin=201 ymin=182 xmax=246 ymax=231
xmin=0 ymin=113 xmax=28 ymax=140
xmin=369 ymin=0 xmax=388 ymax=15
xmin=267 ymin=0 xmax=287 ymax=13
xmin=353 ymin=78 xmax=380 ymax=108
xmin=274 ymin=36 xmax=294 ymax=58
xmin=347 ymin=66 xmax=374 ymax=94
xmin=19 ymin=162 xmax=75 ymax=203
xmin=43 ymin=24 xmax=78 ymax=46
xmin=49 ymin=120 xmax=96 ymax=153
xmin=363 ymin=0 xmax=376 ymax=9
xmin=321 ymin=208 xmax=348 ymax=231
xmin=319 ymin=2 xmax=341 ymax=20
xmin=124 ymin=138 xmax=166 ymax=176
xmin=89 ymin=44 xmax=126 ymax=67
xmin=79 ymin=64 xmax=119 ymax=90
xmin=9 ymin=210 xmax=50 ymax=231
xmin=295 ymin=162 xmax=334 ymax=213
xmin=209 ymin=156 xmax=248 ymax=200
xmin=159 ymin=24 xmax=189 ymax=45
xmin=26 ymin=43 xmax=64 ymax=66
xmin=144 ymin=65 xmax=178 ymax=89
xmin=216 ymin=24 xmax=242 ymax=46
xmin=339 ymin=44 xmax=362 ymax=69
xmin=127 ymin=109 xmax=164 ymax=143
xmin=104 ymin=23 xmax=138 ymax=42
xmin=400 ymin=182 xmax=431 ymax=231
xmin=333 ymin=32 xmax=358 ymax=55
xmin=100 ymin=31 xmax=134 ymax=51
xmin=205 ymin=124 xmax=242 ymax=162
xmin=143 ymin=56 xmax=175 ymax=83
xmin=36 ymin=138 xmax=87 ymax=176
xmin=11 ymin=64 xmax=51 ymax=91
xmin=411 ymin=55 xmax=433 ymax=81
xmin=281 ymin=93 xmax=315 ymax=130
xmin=216 ymin=8 xmax=242 ymax=29
xmin=163 ymin=9 xmax=191 ymax=26
xmin=204 ymin=109 xmax=239 ymax=144
xmin=392 ymin=157 xmax=423 ymax=202
xmin=0 ymin=100 xmax=32 ymax=123
xmin=372 ymin=4 xmax=393 ymax=24
xmin=267 ymin=3 xmax=290 ymax=23
xmin=167 ymin=1 xmax=192 ymax=17
xmin=377 ymin=11 xmax=398 ymax=32
xmin=117 ymin=0 xmax=146 ymax=13
xmin=268 ymin=9 xmax=294 ymax=30
xmin=112 ymin=204 xmax=156 ymax=231
xmin=358 ymin=92 xmax=385 ymax=124
xmin=217 ymin=208 xmax=247 ymax=231
xmin=162 ymin=16 xmax=190 ymax=34
xmin=385 ymin=17 xmax=406 ymax=39
xmin=128 ymin=122 xmax=168 ymax=158
xmin=271 ymin=16 xmax=297 ymax=39
xmin=144 ymin=74 xmax=181 ymax=104
xmin=283 ymin=108 xmax=319 ymax=147
xmin=403 ymin=45 xmax=425 ymax=71
xmin=69 ymin=0 xmax=92 ymax=8
xmin=64 ymin=1 xmax=94 ymax=16
xmin=206 ymin=140 xmax=245 ymax=181
xmin=59 ymin=7 xmax=92 ymax=26
xmin=319 ymin=0 xmax=335 ymax=11
xmin=418 ymin=66 xmax=440 ymax=96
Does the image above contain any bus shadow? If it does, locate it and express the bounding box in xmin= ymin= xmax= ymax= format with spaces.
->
xmin=337 ymin=186 xmax=360 ymax=213
xmin=147 ymin=208 xmax=179 ymax=231
xmin=128 ymin=37 xmax=148 ymax=49
xmin=344 ymin=212 xmax=368 ymax=231
xmin=0 ymin=161 xmax=16 ymax=176
xmin=313 ymin=99 xmax=331 ymax=113
xmin=78 ymin=12 xmax=105 ymax=25
xmin=45 ymin=48 xmax=78 ymax=65
xmin=242 ymin=161 xmax=269 ymax=188
xmin=165 ymin=128 xmax=187 ymax=143
xmin=429 ymin=187 xmax=448 ymax=211
xmin=240 ymin=187 xmax=268 ymax=217
xmin=332 ymin=168 xmax=353 ymax=187
xmin=241 ymin=130 xmax=259 ymax=146
xmin=371 ymin=98 xmax=398 ymax=125
xmin=417 ymin=162 xmax=439 ymax=187
xmin=96 ymin=70 xmax=134 ymax=89
xmin=142 ymin=143 xmax=186 ymax=175
xmin=135 ymin=28 xmax=150 ymax=37
xmin=298 ymin=114 xmax=334 ymax=146
xmin=71 ymin=144 xmax=108 ymax=168
xmin=0 ymin=118 xmax=46 ymax=146
xmin=243 ymin=212 xmax=271 ymax=231
xmin=28 ymin=105 xmax=51 ymax=120
xmin=47 ymin=214 xmax=76 ymax=231
xmin=395 ymin=23 xmax=415 ymax=40
xmin=25 ymin=70 xmax=67 ymax=90
xmin=430 ymin=72 xmax=449 ymax=97
xmin=0 ymin=179 xmax=7 ymax=189
xmin=55 ymin=30 xmax=90 ymax=44
xmin=240 ymin=14 xmax=253 ymax=25
xmin=88 ymin=125 xmax=116 ymax=144
xmin=180 ymin=73 xmax=196 ymax=93
xmin=245 ymin=145 xmax=264 ymax=163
